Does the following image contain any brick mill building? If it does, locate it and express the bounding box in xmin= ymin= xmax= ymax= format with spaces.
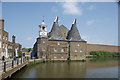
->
xmin=0 ymin=18 xmax=22 ymax=58
xmin=33 ymin=17 xmax=87 ymax=60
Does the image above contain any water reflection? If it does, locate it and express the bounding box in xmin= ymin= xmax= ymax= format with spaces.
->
xmin=11 ymin=58 xmax=118 ymax=78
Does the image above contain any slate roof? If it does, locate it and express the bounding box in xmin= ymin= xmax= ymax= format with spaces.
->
xmin=66 ymin=19 xmax=82 ymax=41
xmin=59 ymin=25 xmax=69 ymax=40
xmin=48 ymin=16 xmax=66 ymax=40
xmin=48 ymin=17 xmax=86 ymax=42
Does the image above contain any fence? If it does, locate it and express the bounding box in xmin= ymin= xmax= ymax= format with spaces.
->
xmin=0 ymin=57 xmax=27 ymax=73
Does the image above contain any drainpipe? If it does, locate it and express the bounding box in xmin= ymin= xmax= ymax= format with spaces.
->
xmin=67 ymin=41 xmax=71 ymax=61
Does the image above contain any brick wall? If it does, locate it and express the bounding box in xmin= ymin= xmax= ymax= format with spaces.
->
xmin=87 ymin=44 xmax=120 ymax=53
xmin=70 ymin=41 xmax=87 ymax=60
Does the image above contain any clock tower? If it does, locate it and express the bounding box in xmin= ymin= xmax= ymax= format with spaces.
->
xmin=37 ymin=19 xmax=48 ymax=58
xmin=39 ymin=20 xmax=48 ymax=38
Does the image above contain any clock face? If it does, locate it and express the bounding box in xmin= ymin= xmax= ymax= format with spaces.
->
xmin=40 ymin=32 xmax=47 ymax=37
xmin=42 ymin=32 xmax=45 ymax=35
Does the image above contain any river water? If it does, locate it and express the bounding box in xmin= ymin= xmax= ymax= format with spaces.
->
xmin=11 ymin=58 xmax=118 ymax=78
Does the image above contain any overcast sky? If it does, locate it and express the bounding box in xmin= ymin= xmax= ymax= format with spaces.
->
xmin=0 ymin=2 xmax=118 ymax=48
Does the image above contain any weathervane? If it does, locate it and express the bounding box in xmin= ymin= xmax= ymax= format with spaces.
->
xmin=43 ymin=16 xmax=44 ymax=22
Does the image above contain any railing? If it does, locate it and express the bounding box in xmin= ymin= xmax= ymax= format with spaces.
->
xmin=0 ymin=57 xmax=27 ymax=73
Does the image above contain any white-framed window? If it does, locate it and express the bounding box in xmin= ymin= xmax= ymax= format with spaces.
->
xmin=80 ymin=50 xmax=83 ymax=52
xmin=9 ymin=46 xmax=12 ymax=49
xmin=54 ymin=56 xmax=56 ymax=58
xmin=6 ymin=36 xmax=7 ymax=40
xmin=61 ymin=56 xmax=64 ymax=58
xmin=74 ymin=49 xmax=77 ymax=52
xmin=5 ymin=43 xmax=7 ymax=48
xmin=3 ymin=36 xmax=4 ymax=39
xmin=58 ymin=42 xmax=60 ymax=45
xmin=61 ymin=49 xmax=64 ymax=52
xmin=54 ymin=48 xmax=57 ymax=52
xmin=3 ymin=43 xmax=4 ymax=48
xmin=43 ymin=41 xmax=45 ymax=43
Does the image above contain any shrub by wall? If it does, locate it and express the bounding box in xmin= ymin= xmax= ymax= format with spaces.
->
xmin=90 ymin=51 xmax=120 ymax=57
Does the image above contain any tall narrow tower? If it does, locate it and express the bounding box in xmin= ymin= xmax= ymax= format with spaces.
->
xmin=37 ymin=19 xmax=48 ymax=58
xmin=0 ymin=18 xmax=4 ymax=30
xmin=12 ymin=35 xmax=16 ymax=43
xmin=39 ymin=20 xmax=48 ymax=38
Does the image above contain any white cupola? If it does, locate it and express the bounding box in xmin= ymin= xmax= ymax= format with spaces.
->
xmin=39 ymin=20 xmax=48 ymax=38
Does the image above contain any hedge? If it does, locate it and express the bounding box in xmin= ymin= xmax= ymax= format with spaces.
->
xmin=90 ymin=51 xmax=120 ymax=57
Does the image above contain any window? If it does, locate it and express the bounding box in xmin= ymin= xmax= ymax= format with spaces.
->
xmin=80 ymin=50 xmax=83 ymax=52
xmin=74 ymin=49 xmax=77 ymax=52
xmin=54 ymin=56 xmax=56 ymax=58
xmin=43 ymin=41 xmax=45 ymax=43
xmin=77 ymin=44 xmax=80 ymax=46
xmin=61 ymin=49 xmax=64 ymax=52
xmin=3 ymin=35 xmax=5 ymax=40
xmin=3 ymin=43 xmax=4 ymax=48
xmin=5 ymin=43 xmax=7 ymax=48
xmin=61 ymin=56 xmax=64 ymax=58
xmin=6 ymin=36 xmax=7 ymax=40
xmin=54 ymin=48 xmax=57 ymax=52
xmin=58 ymin=42 xmax=60 ymax=45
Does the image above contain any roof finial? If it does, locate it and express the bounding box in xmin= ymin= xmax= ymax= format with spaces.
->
xmin=72 ymin=18 xmax=76 ymax=24
xmin=54 ymin=16 xmax=58 ymax=23
xmin=43 ymin=16 xmax=44 ymax=22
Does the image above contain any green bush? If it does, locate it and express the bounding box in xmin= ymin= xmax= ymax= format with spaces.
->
xmin=90 ymin=51 xmax=120 ymax=57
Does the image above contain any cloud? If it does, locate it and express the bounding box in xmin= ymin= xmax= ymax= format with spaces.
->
xmin=61 ymin=2 xmax=82 ymax=15
xmin=88 ymin=5 xmax=96 ymax=11
xmin=86 ymin=20 xmax=95 ymax=25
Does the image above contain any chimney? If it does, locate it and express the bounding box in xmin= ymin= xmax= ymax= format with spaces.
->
xmin=0 ymin=18 xmax=4 ymax=30
xmin=12 ymin=35 xmax=16 ymax=43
